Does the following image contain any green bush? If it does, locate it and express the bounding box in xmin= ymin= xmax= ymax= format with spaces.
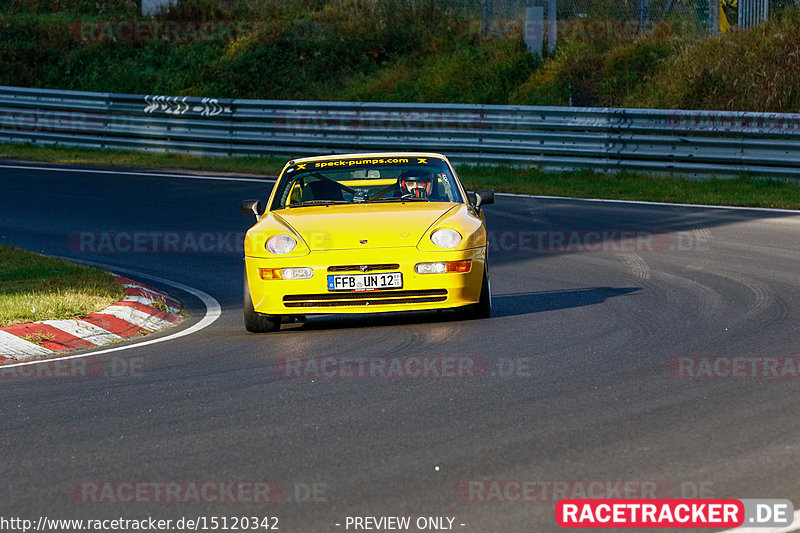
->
xmin=627 ymin=7 xmax=800 ymax=111
xmin=1 ymin=0 xmax=139 ymax=16
xmin=510 ymin=22 xmax=682 ymax=107
xmin=343 ymin=38 xmax=538 ymax=104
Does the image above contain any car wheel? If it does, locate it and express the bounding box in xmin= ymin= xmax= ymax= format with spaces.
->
xmin=459 ymin=265 xmax=492 ymax=320
xmin=244 ymin=274 xmax=281 ymax=333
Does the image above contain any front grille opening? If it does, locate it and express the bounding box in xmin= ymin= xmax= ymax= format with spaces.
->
xmin=327 ymin=264 xmax=400 ymax=273
xmin=285 ymin=289 xmax=446 ymax=301
xmin=283 ymin=289 xmax=448 ymax=308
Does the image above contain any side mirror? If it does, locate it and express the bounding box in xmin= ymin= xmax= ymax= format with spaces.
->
xmin=241 ymin=200 xmax=263 ymax=221
xmin=475 ymin=189 xmax=494 ymax=208
xmin=467 ymin=192 xmax=477 ymax=206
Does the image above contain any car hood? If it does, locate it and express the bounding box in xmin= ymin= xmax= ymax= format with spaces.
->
xmin=273 ymin=203 xmax=459 ymax=250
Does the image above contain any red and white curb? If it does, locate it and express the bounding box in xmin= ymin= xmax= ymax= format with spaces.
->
xmin=0 ymin=276 xmax=183 ymax=362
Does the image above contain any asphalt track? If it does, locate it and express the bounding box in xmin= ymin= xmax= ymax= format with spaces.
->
xmin=2 ymin=162 xmax=800 ymax=533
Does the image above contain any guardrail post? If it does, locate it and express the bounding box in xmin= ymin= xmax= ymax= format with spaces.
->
xmin=481 ymin=0 xmax=494 ymax=38
xmin=546 ymin=0 xmax=557 ymax=53
xmin=525 ymin=0 xmax=557 ymax=54
xmin=707 ymin=0 xmax=720 ymax=33
xmin=141 ymin=0 xmax=174 ymax=16
xmin=638 ymin=0 xmax=651 ymax=34
xmin=525 ymin=1 xmax=544 ymax=57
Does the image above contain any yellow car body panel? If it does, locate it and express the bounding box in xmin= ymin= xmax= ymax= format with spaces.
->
xmin=244 ymin=152 xmax=489 ymax=318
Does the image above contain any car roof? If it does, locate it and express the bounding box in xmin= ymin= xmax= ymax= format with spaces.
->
xmin=289 ymin=152 xmax=450 ymax=164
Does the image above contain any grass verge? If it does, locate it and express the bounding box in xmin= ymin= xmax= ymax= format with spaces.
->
xmin=0 ymin=143 xmax=287 ymax=176
xmin=4 ymin=142 xmax=800 ymax=210
xmin=0 ymin=243 xmax=125 ymax=327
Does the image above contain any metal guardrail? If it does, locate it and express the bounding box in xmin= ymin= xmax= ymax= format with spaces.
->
xmin=1 ymin=85 xmax=799 ymax=178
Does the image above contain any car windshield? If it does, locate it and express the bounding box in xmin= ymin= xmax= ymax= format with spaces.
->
xmin=269 ymin=156 xmax=464 ymax=210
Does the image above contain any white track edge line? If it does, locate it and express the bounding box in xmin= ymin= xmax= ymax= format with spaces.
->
xmin=717 ymin=509 xmax=800 ymax=533
xmin=0 ymin=262 xmax=221 ymax=369
xmin=0 ymin=164 xmax=275 ymax=183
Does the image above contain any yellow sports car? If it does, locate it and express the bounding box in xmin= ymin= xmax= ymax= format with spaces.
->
xmin=241 ymin=152 xmax=493 ymax=332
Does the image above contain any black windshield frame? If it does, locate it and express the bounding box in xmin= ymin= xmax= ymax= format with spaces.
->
xmin=268 ymin=157 xmax=465 ymax=211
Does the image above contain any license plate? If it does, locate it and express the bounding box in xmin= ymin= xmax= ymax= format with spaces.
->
xmin=327 ymin=272 xmax=403 ymax=291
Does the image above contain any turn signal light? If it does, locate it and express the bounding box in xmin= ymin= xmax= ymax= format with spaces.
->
xmin=259 ymin=267 xmax=313 ymax=280
xmin=259 ymin=268 xmax=282 ymax=280
xmin=446 ymin=260 xmax=472 ymax=273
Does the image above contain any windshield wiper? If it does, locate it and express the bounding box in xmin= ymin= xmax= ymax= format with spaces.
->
xmin=289 ymin=200 xmax=351 ymax=207
xmin=372 ymin=196 xmax=430 ymax=203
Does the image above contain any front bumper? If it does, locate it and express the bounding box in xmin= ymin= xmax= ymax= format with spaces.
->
xmin=245 ymin=247 xmax=486 ymax=316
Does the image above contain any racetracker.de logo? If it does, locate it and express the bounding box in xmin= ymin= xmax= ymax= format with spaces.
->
xmin=556 ymin=499 xmax=745 ymax=528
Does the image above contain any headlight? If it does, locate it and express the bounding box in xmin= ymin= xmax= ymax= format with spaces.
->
xmin=430 ymin=229 xmax=462 ymax=249
xmin=266 ymin=234 xmax=297 ymax=255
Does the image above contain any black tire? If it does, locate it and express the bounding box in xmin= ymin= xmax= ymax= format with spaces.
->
xmin=244 ymin=274 xmax=281 ymax=333
xmin=459 ymin=266 xmax=492 ymax=320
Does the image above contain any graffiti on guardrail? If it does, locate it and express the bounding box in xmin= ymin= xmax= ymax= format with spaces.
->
xmin=270 ymin=109 xmax=490 ymax=131
xmin=665 ymin=111 xmax=800 ymax=134
xmin=144 ymin=95 xmax=188 ymax=115
xmin=144 ymin=95 xmax=232 ymax=116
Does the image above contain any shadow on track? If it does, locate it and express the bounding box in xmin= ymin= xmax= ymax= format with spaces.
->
xmin=491 ymin=286 xmax=640 ymax=318
xmin=252 ymin=286 xmax=640 ymax=333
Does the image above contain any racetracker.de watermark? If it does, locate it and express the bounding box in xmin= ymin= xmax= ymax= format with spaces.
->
xmin=476 ymin=18 xmax=668 ymax=43
xmin=272 ymin=356 xmax=543 ymax=379
xmin=487 ymin=230 xmax=709 ymax=253
xmin=69 ymin=231 xmax=245 ymax=254
xmin=669 ymin=357 xmax=800 ymax=378
xmin=71 ymin=20 xmax=273 ymax=43
xmin=0 ymin=110 xmax=104 ymax=134
xmin=457 ymin=480 xmax=714 ymax=503
xmin=0 ymin=357 xmax=144 ymax=380
xmin=69 ymin=481 xmax=328 ymax=504
xmin=274 ymin=356 xmax=491 ymax=379
xmin=457 ymin=480 xmax=675 ymax=503
xmin=70 ymin=481 xmax=286 ymax=504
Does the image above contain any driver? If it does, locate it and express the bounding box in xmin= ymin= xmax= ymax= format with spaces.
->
xmin=399 ymin=170 xmax=433 ymax=198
